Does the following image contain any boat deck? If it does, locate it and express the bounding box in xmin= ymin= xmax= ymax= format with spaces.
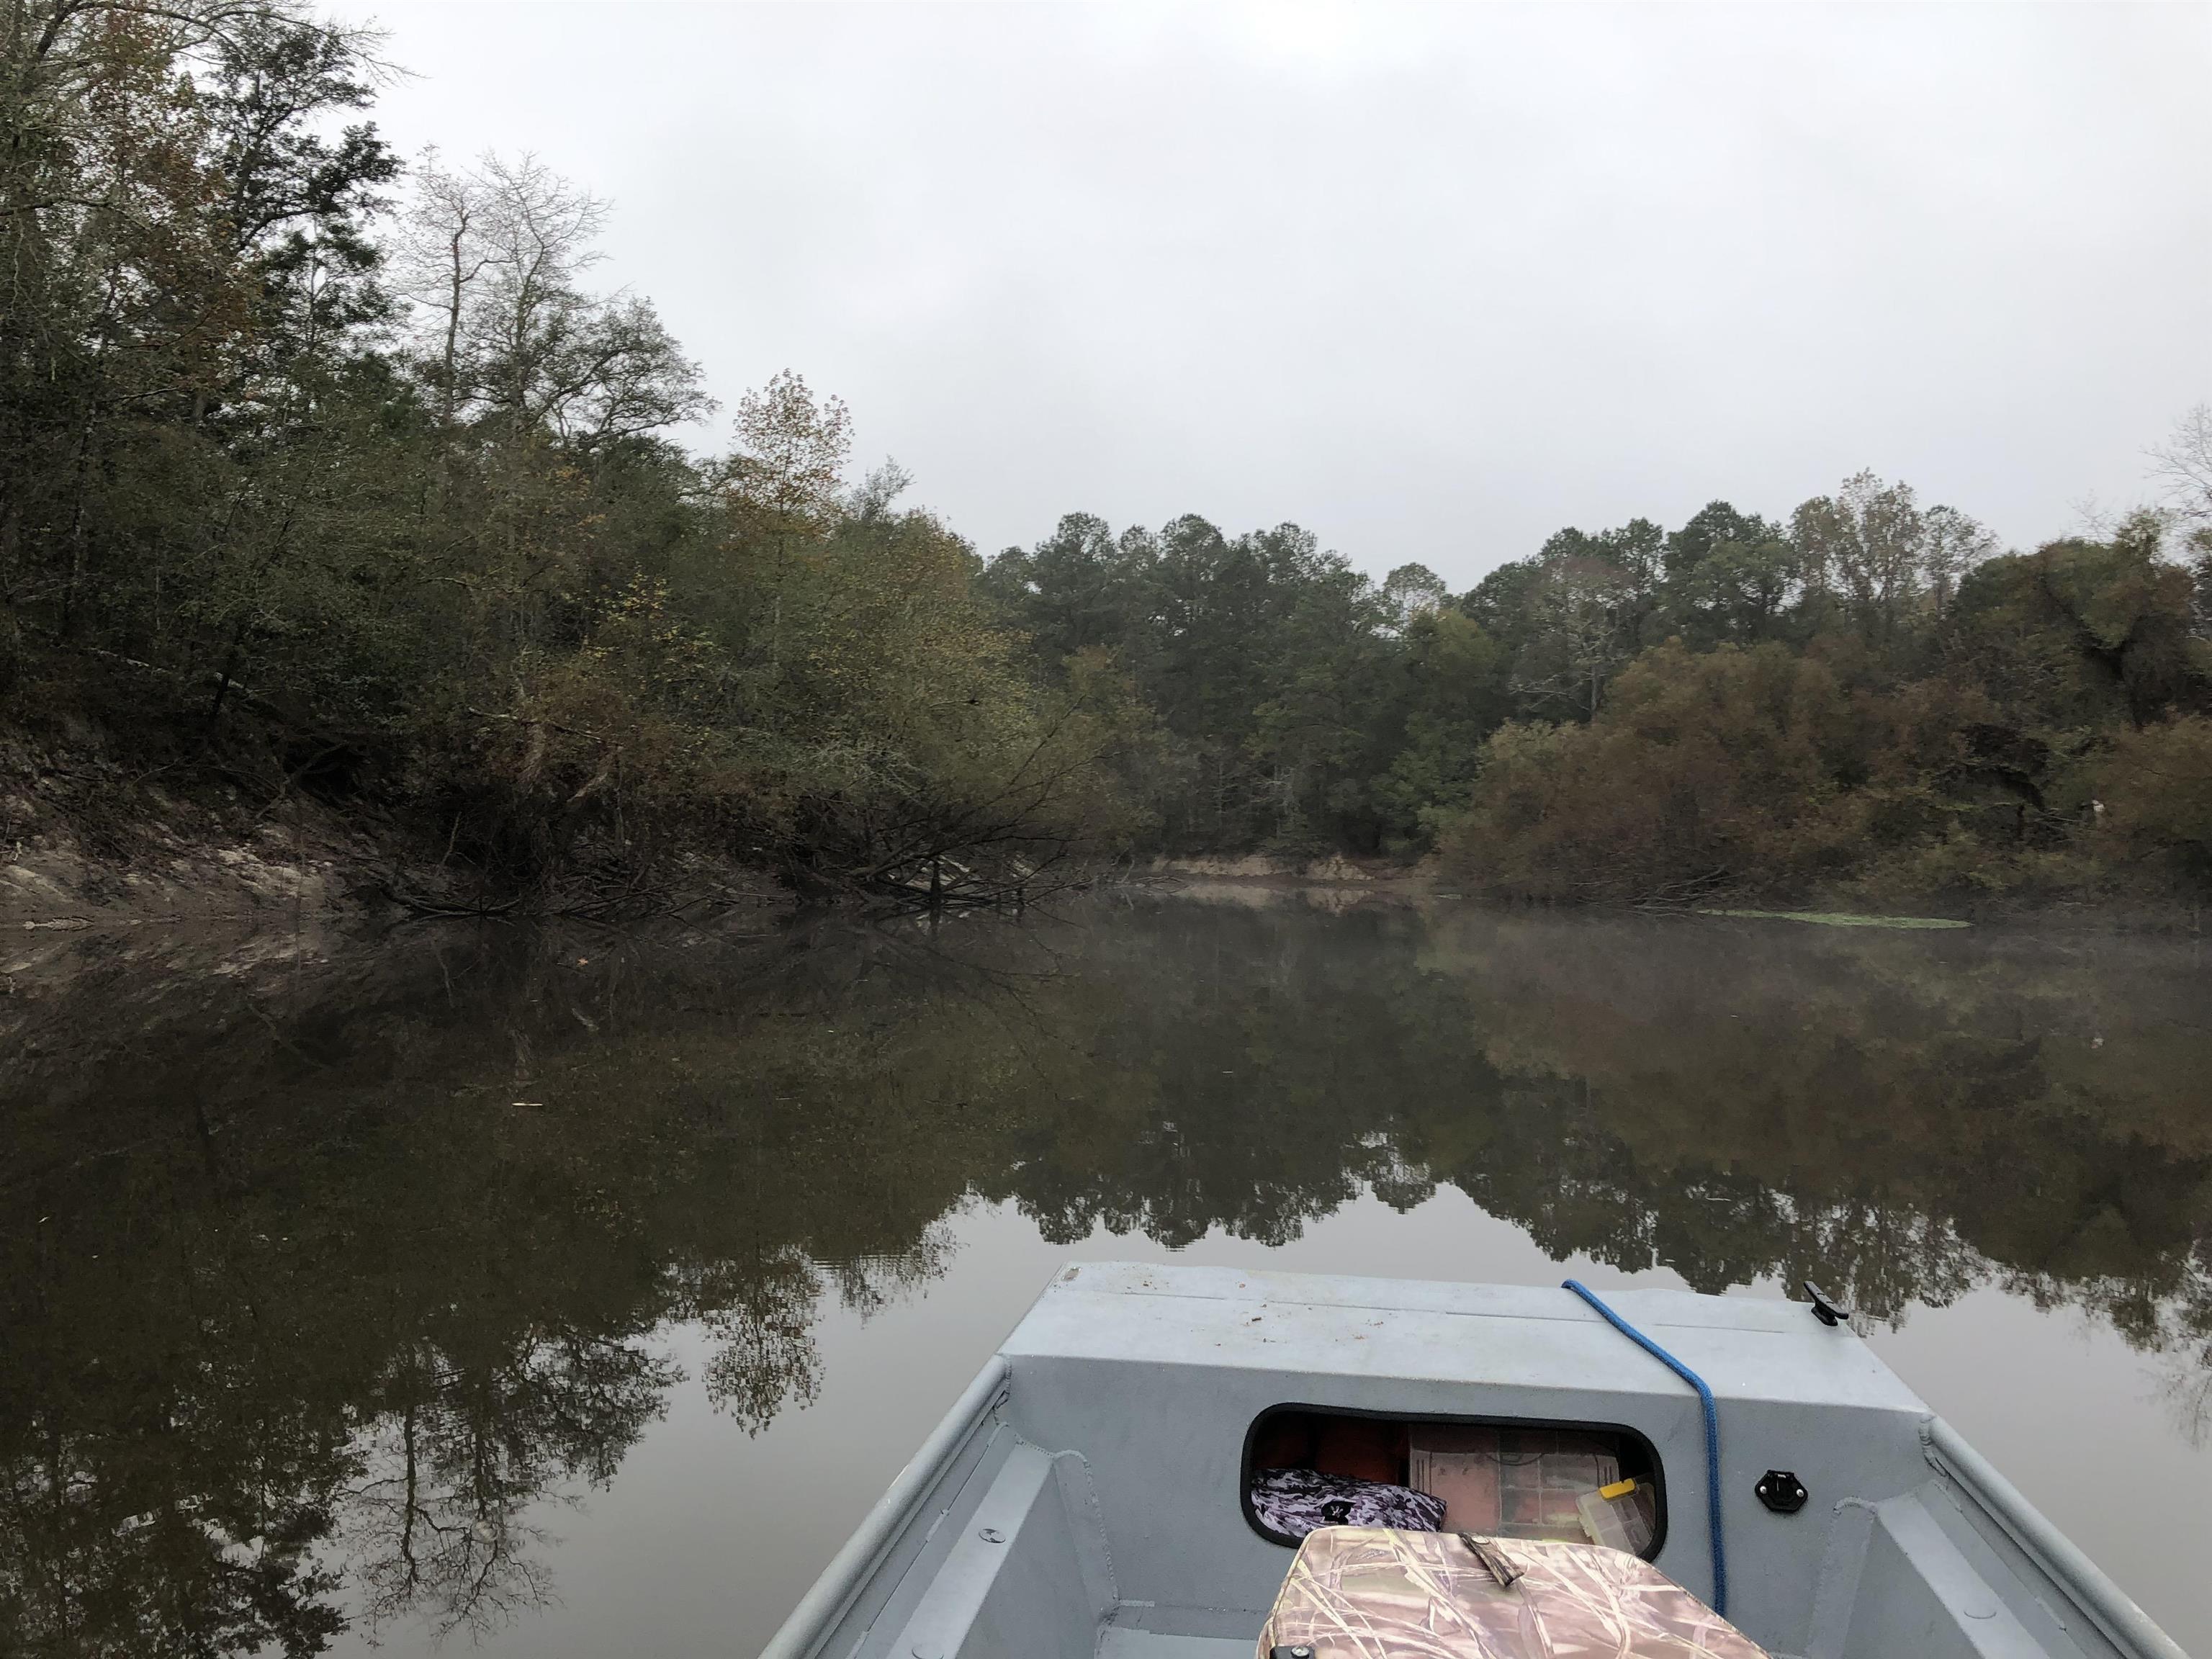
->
xmin=765 ymin=1262 xmax=2188 ymax=1659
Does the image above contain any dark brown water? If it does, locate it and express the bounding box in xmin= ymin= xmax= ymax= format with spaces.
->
xmin=3 ymin=894 xmax=2207 ymax=1656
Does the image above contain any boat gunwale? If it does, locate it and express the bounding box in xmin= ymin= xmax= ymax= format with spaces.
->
xmin=1920 ymin=1416 xmax=2188 ymax=1659
xmin=1056 ymin=1264 xmax=1819 ymax=1334
xmin=758 ymin=1354 xmax=1011 ymax=1659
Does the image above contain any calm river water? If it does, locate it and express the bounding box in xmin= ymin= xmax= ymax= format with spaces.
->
xmin=4 ymin=892 xmax=2208 ymax=1655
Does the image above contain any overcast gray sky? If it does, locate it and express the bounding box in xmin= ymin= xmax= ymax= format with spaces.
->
xmin=363 ymin=1 xmax=2211 ymax=588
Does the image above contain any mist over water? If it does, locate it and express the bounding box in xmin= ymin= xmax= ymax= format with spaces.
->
xmin=3 ymin=896 xmax=2206 ymax=1656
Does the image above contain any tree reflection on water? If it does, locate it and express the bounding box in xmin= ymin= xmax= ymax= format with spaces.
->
xmin=1 ymin=899 xmax=2206 ymax=1654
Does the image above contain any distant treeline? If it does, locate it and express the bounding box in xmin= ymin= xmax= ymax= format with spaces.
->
xmin=986 ymin=453 xmax=2212 ymax=904
xmin=3 ymin=2 xmax=2208 ymax=908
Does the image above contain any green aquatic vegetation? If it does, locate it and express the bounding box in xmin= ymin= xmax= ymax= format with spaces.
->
xmin=1697 ymin=909 xmax=1971 ymax=930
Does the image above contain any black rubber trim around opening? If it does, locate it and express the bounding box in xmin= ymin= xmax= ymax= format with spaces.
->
xmin=1238 ymin=1401 xmax=1671 ymax=1560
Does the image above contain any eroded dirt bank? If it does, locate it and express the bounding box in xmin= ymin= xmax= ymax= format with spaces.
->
xmin=0 ymin=729 xmax=791 ymax=930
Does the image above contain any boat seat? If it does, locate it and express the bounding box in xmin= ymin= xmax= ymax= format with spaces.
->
xmin=1258 ymin=1527 xmax=1772 ymax=1658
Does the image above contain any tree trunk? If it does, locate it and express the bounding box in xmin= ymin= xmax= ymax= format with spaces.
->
xmin=207 ymin=617 xmax=253 ymax=730
xmin=0 ymin=501 xmax=19 ymax=698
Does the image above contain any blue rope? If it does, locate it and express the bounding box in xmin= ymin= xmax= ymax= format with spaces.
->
xmin=1562 ymin=1280 xmax=1727 ymax=1617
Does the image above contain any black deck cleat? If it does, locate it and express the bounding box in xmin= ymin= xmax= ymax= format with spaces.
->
xmin=1802 ymin=1280 xmax=1853 ymax=1327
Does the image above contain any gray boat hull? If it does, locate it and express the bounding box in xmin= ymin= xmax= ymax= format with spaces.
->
xmin=763 ymin=1263 xmax=2185 ymax=1659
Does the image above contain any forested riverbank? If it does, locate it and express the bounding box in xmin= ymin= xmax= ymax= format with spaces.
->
xmin=0 ymin=3 xmax=1142 ymax=917
xmin=4 ymin=2 xmax=2210 ymax=920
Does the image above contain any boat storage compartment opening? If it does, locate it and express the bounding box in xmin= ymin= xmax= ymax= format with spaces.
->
xmin=1241 ymin=1406 xmax=1668 ymax=1559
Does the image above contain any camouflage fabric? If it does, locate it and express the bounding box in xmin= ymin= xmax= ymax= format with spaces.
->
xmin=1256 ymin=1527 xmax=1770 ymax=1658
